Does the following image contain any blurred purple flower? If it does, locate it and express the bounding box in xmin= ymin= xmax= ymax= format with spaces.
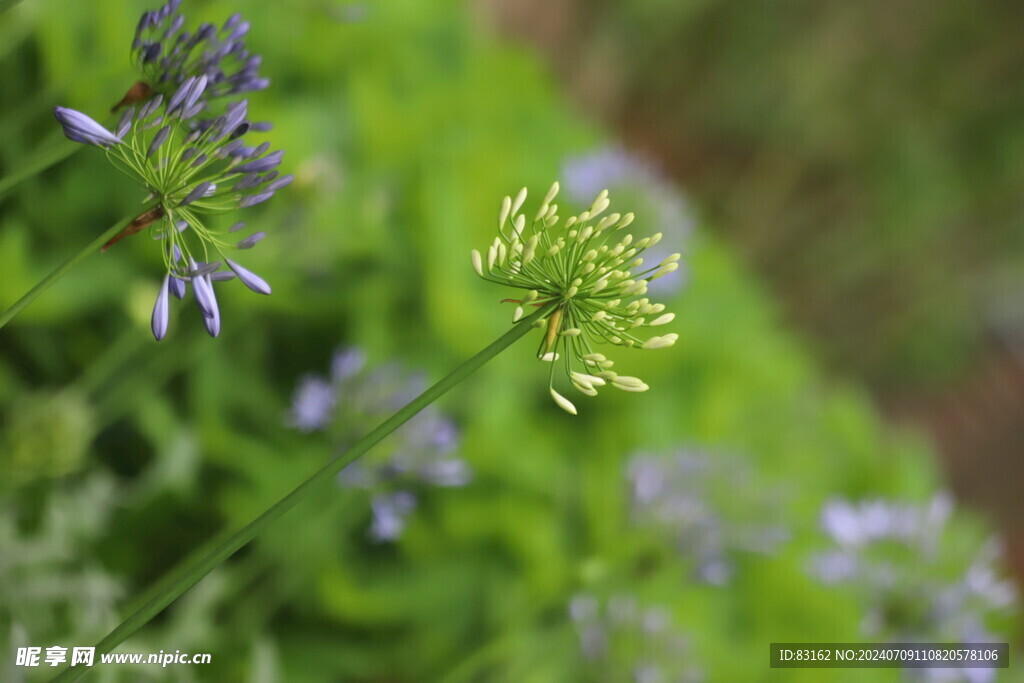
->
xmin=562 ymin=145 xmax=696 ymax=295
xmin=626 ymin=449 xmax=789 ymax=585
xmin=286 ymin=347 xmax=472 ymax=542
xmin=368 ymin=491 xmax=417 ymax=542
xmin=809 ymin=494 xmax=1017 ymax=661
xmin=288 ymin=377 xmax=337 ymax=433
xmin=567 ymin=593 xmax=702 ymax=682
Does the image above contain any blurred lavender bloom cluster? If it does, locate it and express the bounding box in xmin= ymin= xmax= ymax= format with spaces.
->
xmin=626 ymin=449 xmax=789 ymax=585
xmin=569 ymin=593 xmax=703 ymax=683
xmin=810 ymin=494 xmax=1017 ymax=680
xmin=287 ymin=348 xmax=470 ymax=542
xmin=561 ymin=146 xmax=695 ymax=295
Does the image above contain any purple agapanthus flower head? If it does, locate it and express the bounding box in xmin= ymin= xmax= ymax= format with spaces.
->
xmin=567 ymin=593 xmax=702 ymax=682
xmin=131 ymin=1 xmax=269 ymax=107
xmin=288 ymin=376 xmax=337 ymax=432
xmin=809 ymin=494 xmax=1017 ymax=652
xmin=55 ymin=74 xmax=285 ymax=341
xmin=286 ymin=347 xmax=472 ymax=542
xmin=626 ymin=448 xmax=789 ymax=585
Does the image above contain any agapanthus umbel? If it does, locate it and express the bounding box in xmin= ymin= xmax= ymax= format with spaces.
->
xmin=54 ymin=75 xmax=288 ymax=340
xmin=810 ymin=495 xmax=1017 ymax=648
xmin=627 ymin=449 xmax=789 ymax=585
xmin=471 ymin=183 xmax=681 ymax=414
xmin=122 ymin=0 xmax=269 ymax=111
xmin=568 ymin=593 xmax=702 ymax=683
xmin=287 ymin=348 xmax=471 ymax=543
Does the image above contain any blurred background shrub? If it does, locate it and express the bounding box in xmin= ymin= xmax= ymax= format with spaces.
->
xmin=0 ymin=0 xmax=1020 ymax=680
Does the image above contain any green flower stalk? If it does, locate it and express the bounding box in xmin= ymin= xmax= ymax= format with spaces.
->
xmin=45 ymin=185 xmax=675 ymax=679
xmin=471 ymin=182 xmax=681 ymax=414
xmin=50 ymin=303 xmax=555 ymax=683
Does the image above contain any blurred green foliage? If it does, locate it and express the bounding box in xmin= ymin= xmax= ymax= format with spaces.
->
xmin=0 ymin=0 xmax=1018 ymax=681
xmin=533 ymin=0 xmax=1024 ymax=389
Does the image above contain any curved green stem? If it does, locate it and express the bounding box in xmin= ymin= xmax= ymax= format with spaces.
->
xmin=51 ymin=304 xmax=554 ymax=682
xmin=0 ymin=206 xmax=152 ymax=331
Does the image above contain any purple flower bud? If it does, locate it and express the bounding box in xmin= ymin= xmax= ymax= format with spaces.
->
xmin=53 ymin=107 xmax=122 ymax=147
xmin=227 ymin=259 xmax=271 ymax=295
xmin=228 ymin=222 xmax=246 ymax=233
xmin=169 ymin=275 xmax=187 ymax=299
xmin=183 ymin=75 xmax=209 ymax=112
xmin=214 ymin=42 xmax=234 ymax=60
xmin=196 ymin=23 xmax=217 ymax=41
xmin=212 ymin=101 xmax=249 ymax=142
xmin=236 ymin=231 xmax=266 ymax=249
xmin=210 ymin=271 xmax=236 ymax=282
xmin=201 ymin=301 xmax=220 ymax=339
xmin=191 ymin=154 xmax=208 ymax=168
xmin=182 ymin=101 xmax=205 ymax=120
xmin=143 ymin=43 xmax=162 ymax=63
xmin=233 ymin=150 xmax=283 ymax=174
xmin=166 ymin=75 xmax=196 ymax=113
xmin=230 ymin=21 xmax=251 ymax=40
xmin=223 ymin=13 xmax=242 ymax=32
xmin=220 ymin=140 xmax=245 ymax=157
xmin=147 ymin=125 xmax=171 ymax=158
xmin=228 ymin=122 xmax=250 ymax=141
xmin=229 ymin=145 xmax=255 ymax=159
xmin=238 ymin=191 xmax=274 ymax=208
xmin=138 ymin=94 xmax=164 ymax=120
xmin=179 ymin=181 xmax=213 ymax=206
xmin=188 ymin=261 xmax=223 ymax=278
xmin=165 ymin=14 xmax=185 ymax=39
xmin=116 ymin=107 xmax=135 ymax=139
xmin=152 ymin=275 xmax=170 ymax=341
xmin=136 ymin=12 xmax=153 ymax=38
xmin=191 ymin=267 xmax=218 ymax=319
xmin=250 ymin=121 xmax=273 ymax=132
xmin=233 ymin=174 xmax=262 ymax=191
xmin=266 ymin=174 xmax=294 ymax=192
